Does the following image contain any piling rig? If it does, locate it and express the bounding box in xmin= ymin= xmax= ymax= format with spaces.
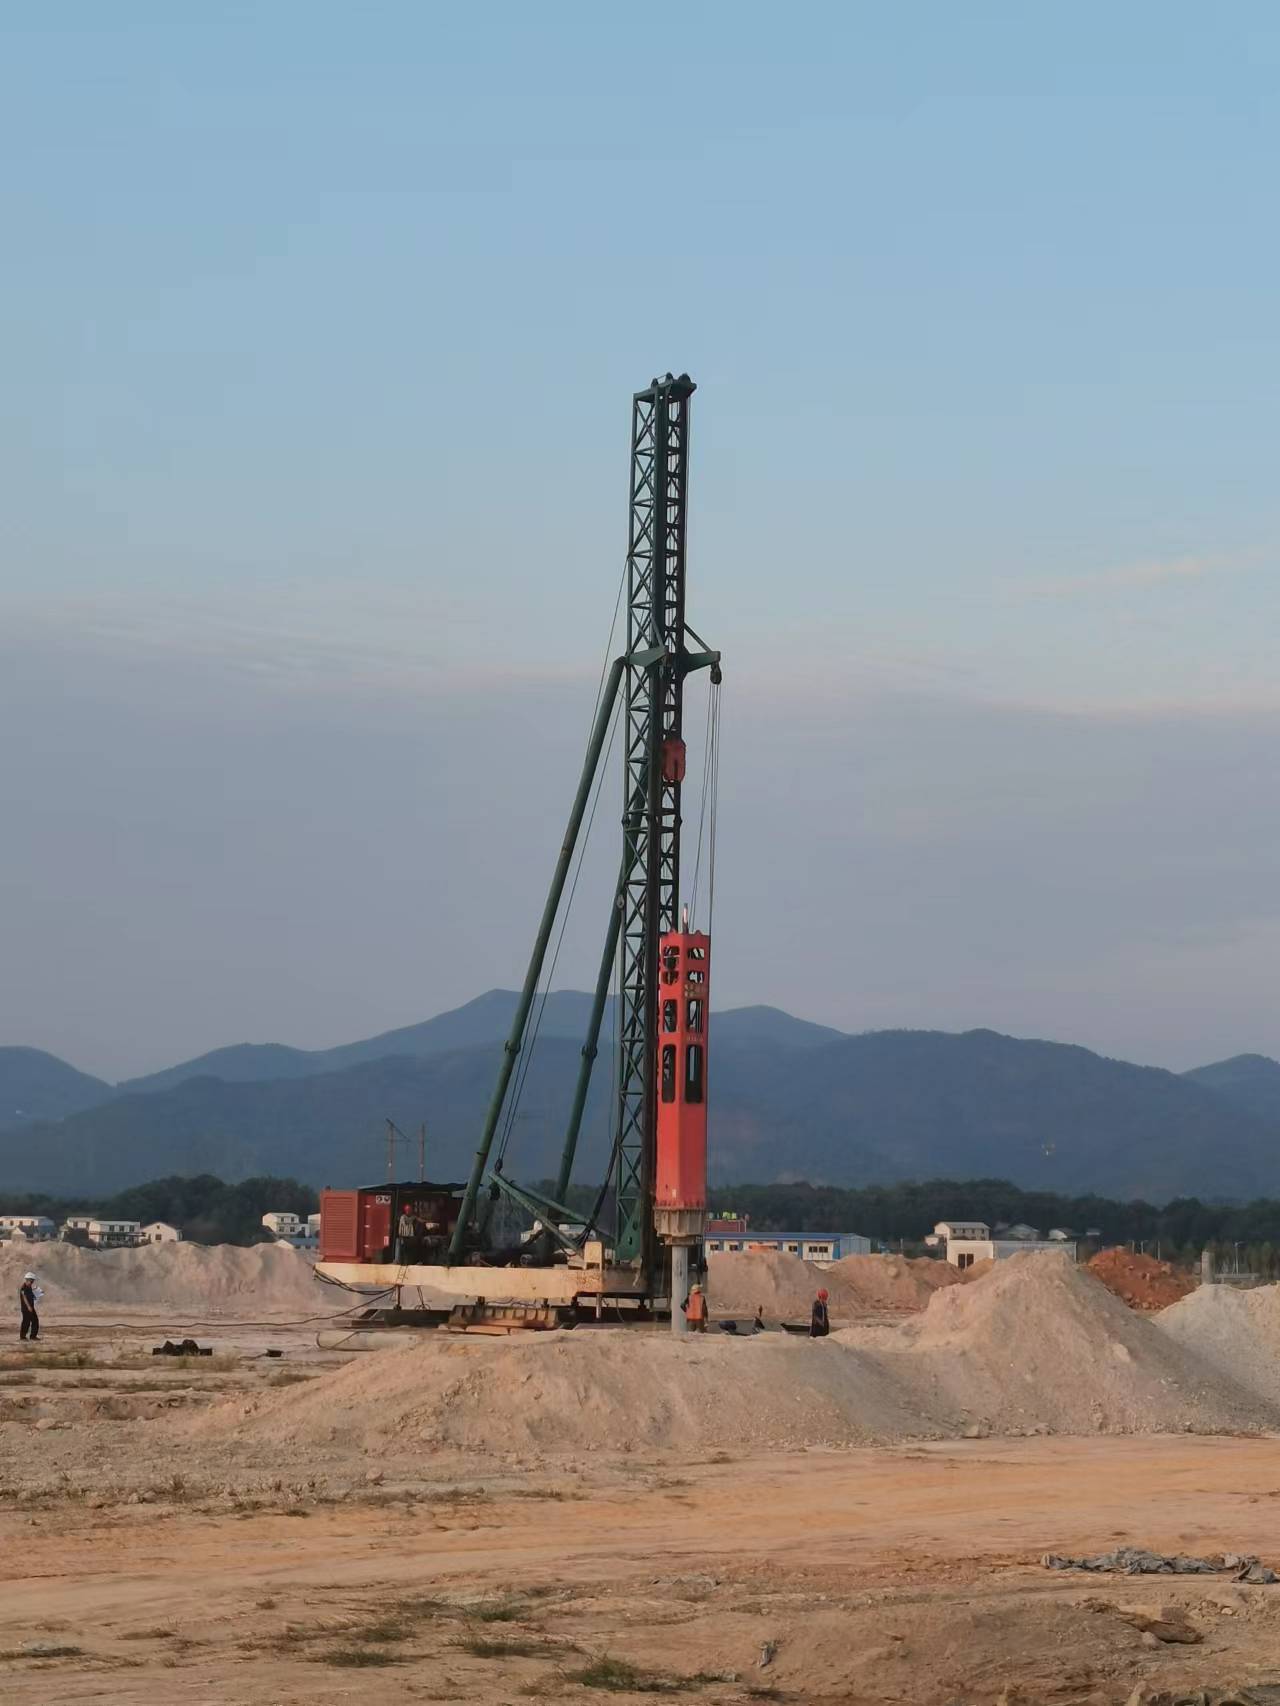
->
xmin=317 ymin=373 xmax=721 ymax=1330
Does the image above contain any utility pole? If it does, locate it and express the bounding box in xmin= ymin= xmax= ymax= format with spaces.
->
xmin=386 ymin=1118 xmax=395 ymax=1182
xmin=419 ymin=1123 xmax=426 ymax=1183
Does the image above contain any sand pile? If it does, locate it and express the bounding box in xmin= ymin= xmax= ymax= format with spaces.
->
xmin=1155 ymin=1283 xmax=1280 ymax=1408
xmin=198 ymin=1329 xmax=948 ymax=1455
xmin=838 ymin=1251 xmax=1272 ymax=1437
xmin=1087 ymin=1247 xmax=1195 ymax=1312
xmin=708 ymin=1248 xmax=961 ymax=1319
xmin=210 ymin=1253 xmax=1278 ymax=1459
xmin=0 ymin=1240 xmax=322 ymax=1316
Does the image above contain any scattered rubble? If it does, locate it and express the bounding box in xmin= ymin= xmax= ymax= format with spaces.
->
xmin=1041 ymin=1547 xmax=1279 ymax=1584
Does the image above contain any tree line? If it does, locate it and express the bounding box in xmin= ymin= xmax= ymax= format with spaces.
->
xmin=4 ymin=1174 xmax=318 ymax=1247
xmin=11 ymin=1171 xmax=1280 ymax=1260
xmin=703 ymin=1178 xmax=1280 ymax=1259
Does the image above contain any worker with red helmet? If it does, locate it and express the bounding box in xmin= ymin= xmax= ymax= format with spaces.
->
xmin=810 ymin=1287 xmax=830 ymax=1339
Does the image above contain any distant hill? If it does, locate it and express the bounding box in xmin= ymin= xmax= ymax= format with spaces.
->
xmin=0 ymin=1048 xmax=114 ymax=1131
xmin=1 ymin=1021 xmax=1275 ymax=1202
xmin=713 ymin=1027 xmax=1276 ymax=1205
xmin=1184 ymin=1054 xmax=1280 ymax=1125
xmin=116 ymin=992 xmax=841 ymax=1095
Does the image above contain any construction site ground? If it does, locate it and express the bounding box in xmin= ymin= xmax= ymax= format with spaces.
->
xmin=4 ymin=1282 xmax=1280 ymax=1705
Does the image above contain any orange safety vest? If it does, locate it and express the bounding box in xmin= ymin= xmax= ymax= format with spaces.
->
xmin=685 ymin=1290 xmax=706 ymax=1323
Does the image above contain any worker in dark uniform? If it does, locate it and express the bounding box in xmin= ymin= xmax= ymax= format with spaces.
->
xmin=19 ymin=1272 xmax=39 ymax=1342
xmin=751 ymin=1305 xmax=766 ymax=1334
xmin=809 ymin=1286 xmax=830 ymax=1339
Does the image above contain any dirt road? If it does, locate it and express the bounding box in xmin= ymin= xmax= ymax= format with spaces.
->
xmin=4 ymin=1432 xmax=1280 ymax=1704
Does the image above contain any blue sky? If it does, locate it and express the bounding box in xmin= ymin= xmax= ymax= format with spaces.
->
xmin=3 ymin=5 xmax=1280 ymax=1075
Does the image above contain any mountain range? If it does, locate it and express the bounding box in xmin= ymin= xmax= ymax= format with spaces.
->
xmin=2 ymin=994 xmax=1278 ymax=1202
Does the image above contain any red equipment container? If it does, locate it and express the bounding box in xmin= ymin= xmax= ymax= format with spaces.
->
xmin=319 ymin=1187 xmax=393 ymax=1263
xmin=319 ymin=1183 xmax=463 ymax=1264
xmin=654 ymin=928 xmax=710 ymax=1221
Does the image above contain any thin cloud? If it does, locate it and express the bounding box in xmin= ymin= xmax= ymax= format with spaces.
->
xmin=1024 ymin=553 xmax=1227 ymax=601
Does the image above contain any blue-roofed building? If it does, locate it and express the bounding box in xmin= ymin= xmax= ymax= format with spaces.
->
xmin=704 ymin=1221 xmax=871 ymax=1266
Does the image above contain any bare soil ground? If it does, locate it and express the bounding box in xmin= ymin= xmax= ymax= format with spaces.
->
xmin=3 ymin=1309 xmax=1280 ymax=1705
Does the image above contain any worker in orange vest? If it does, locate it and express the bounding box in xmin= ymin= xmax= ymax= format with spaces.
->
xmin=683 ymin=1282 xmax=708 ymax=1332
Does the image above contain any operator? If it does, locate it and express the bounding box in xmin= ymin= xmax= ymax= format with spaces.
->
xmin=683 ymin=1282 xmax=708 ymax=1333
xmin=19 ymin=1272 xmax=40 ymax=1343
xmin=420 ymin=1218 xmax=443 ymax=1263
xmin=809 ymin=1287 xmax=830 ymax=1339
xmin=394 ymin=1206 xmax=416 ymax=1265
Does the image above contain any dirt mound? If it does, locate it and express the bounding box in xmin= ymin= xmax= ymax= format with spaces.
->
xmin=0 ymin=1240 xmax=323 ymax=1316
xmin=837 ymin=1251 xmax=1272 ymax=1437
xmin=1087 ymin=1247 xmax=1195 ymax=1311
xmin=1155 ymin=1283 xmax=1280 ymax=1408
xmin=708 ymin=1248 xmax=960 ymax=1320
xmin=211 ymin=1253 xmax=1279 ymax=1459
xmin=198 ymin=1329 xmax=950 ymax=1455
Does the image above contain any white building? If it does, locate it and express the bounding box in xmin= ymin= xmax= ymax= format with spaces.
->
xmin=86 ymin=1219 xmax=141 ymax=1248
xmin=932 ymin=1220 xmax=1076 ymax=1270
xmin=0 ymin=1215 xmax=57 ymax=1242
xmin=140 ymin=1221 xmax=182 ymax=1244
xmin=262 ymin=1211 xmax=303 ymax=1238
xmin=306 ymin=1212 xmax=321 ymax=1238
xmin=61 ymin=1215 xmax=96 ymax=1239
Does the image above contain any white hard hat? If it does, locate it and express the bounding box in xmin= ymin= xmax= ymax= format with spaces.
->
xmin=23 ymin=1271 xmax=36 ymax=1281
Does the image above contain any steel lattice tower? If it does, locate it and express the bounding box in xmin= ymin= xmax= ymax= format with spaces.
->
xmin=614 ymin=373 xmax=695 ymax=1262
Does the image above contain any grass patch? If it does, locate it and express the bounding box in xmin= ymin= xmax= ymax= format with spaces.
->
xmin=282 ymin=1505 xmax=311 ymax=1518
xmin=3 ymin=1350 xmax=94 ymax=1371
xmin=387 ymin=1593 xmax=453 ymax=1619
xmin=745 ymin=1689 xmax=784 ymax=1702
xmin=254 ymin=1596 xmax=278 ymax=1611
xmin=470 ymin=1598 xmax=527 ymax=1623
xmin=119 ymin=1627 xmax=175 ymax=1641
xmin=565 ymin=1655 xmax=717 ymax=1693
xmin=267 ymin=1370 xmax=312 ymax=1388
xmin=358 ymin=1620 xmax=411 ymax=1644
xmin=0 ymin=1644 xmax=84 ymax=1661
xmin=320 ymin=1646 xmax=403 ymax=1667
xmin=452 ymin=1635 xmax=557 ymax=1659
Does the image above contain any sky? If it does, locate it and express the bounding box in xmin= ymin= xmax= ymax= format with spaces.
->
xmin=3 ymin=3 xmax=1280 ymax=1078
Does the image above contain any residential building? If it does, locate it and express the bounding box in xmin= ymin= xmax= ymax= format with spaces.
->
xmin=61 ymin=1216 xmax=96 ymax=1239
xmin=931 ymin=1220 xmax=1076 ymax=1270
xmin=306 ymin=1212 xmax=321 ymax=1238
xmin=86 ymin=1219 xmax=141 ymax=1248
xmin=262 ymin=1212 xmax=304 ymax=1238
xmin=0 ymin=1215 xmax=57 ymax=1242
xmin=141 ymin=1221 xmax=182 ymax=1244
